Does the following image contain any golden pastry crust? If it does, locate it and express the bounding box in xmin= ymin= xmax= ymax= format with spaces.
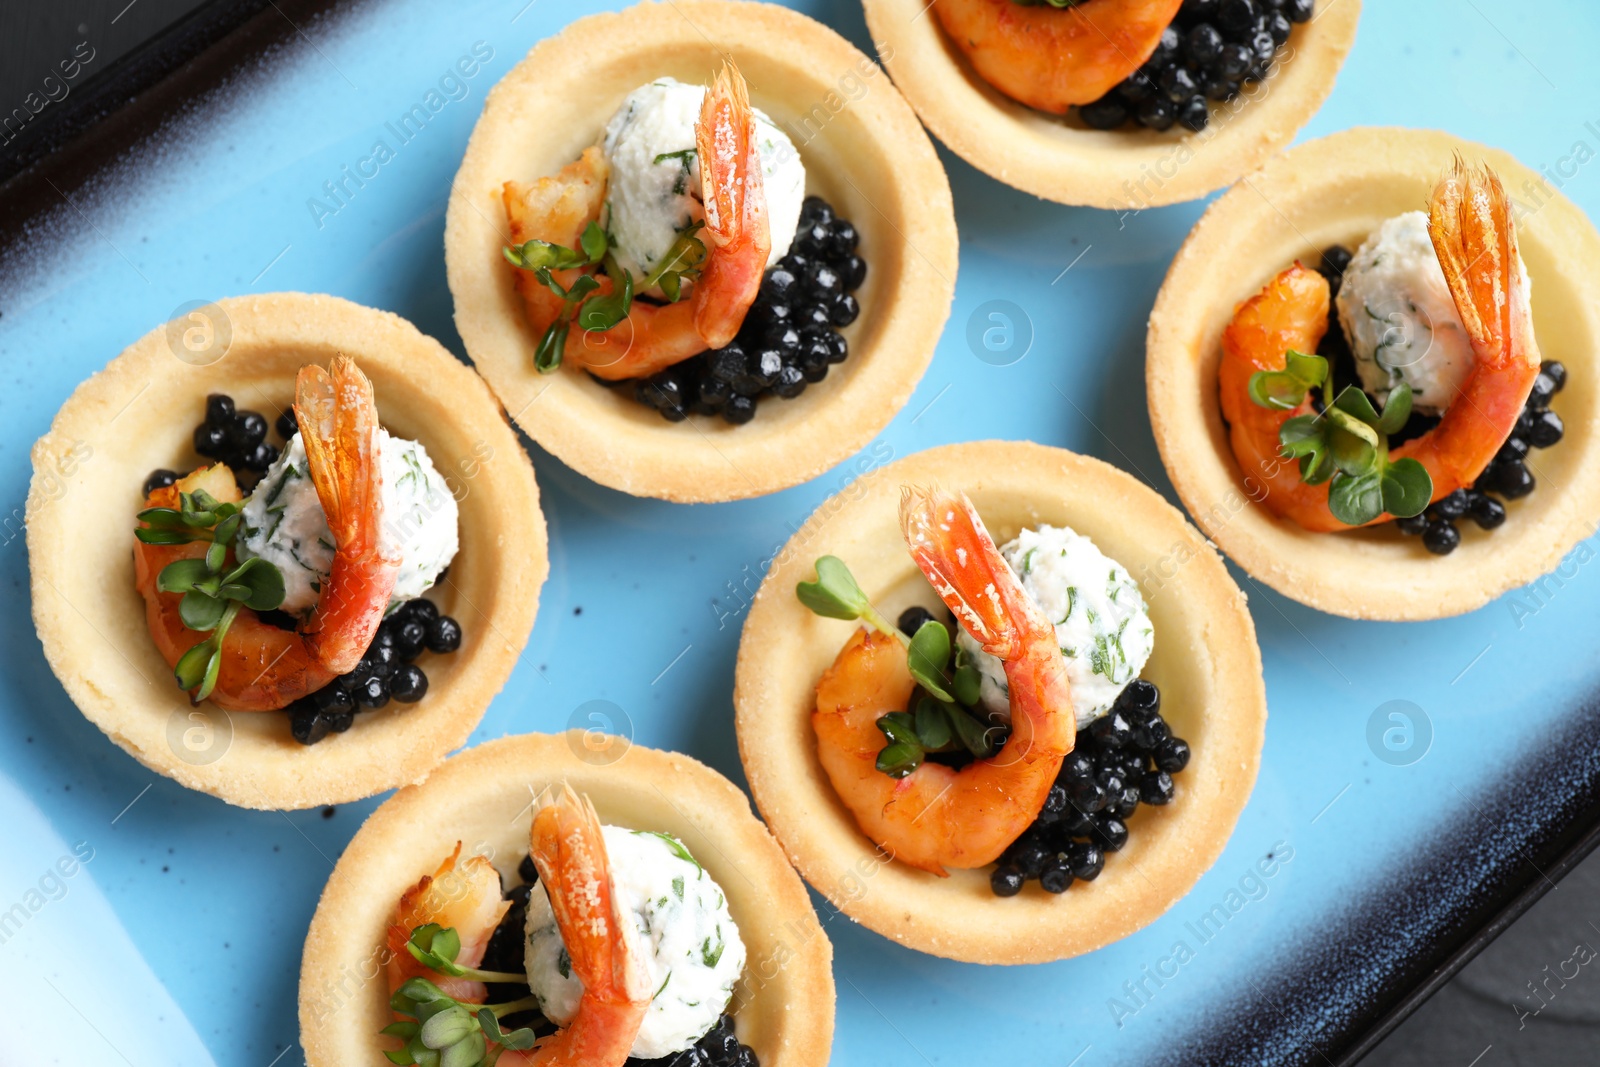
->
xmin=299 ymin=732 xmax=834 ymax=1066
xmin=446 ymin=0 xmax=956 ymax=502
xmin=863 ymin=0 xmax=1359 ymax=208
xmin=1147 ymin=127 xmax=1600 ymax=621
xmin=733 ymin=441 xmax=1265 ymax=964
xmin=27 ymin=293 xmax=546 ymax=809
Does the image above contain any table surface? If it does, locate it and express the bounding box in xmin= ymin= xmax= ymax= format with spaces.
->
xmin=3 ymin=1 xmax=1600 ymax=1065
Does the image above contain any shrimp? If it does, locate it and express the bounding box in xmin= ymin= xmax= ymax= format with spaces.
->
xmin=386 ymin=844 xmax=511 ymax=1004
xmin=1392 ymin=161 xmax=1542 ymax=494
xmin=1218 ymin=262 xmax=1339 ymax=530
xmin=384 ymin=789 xmax=649 ymax=1067
xmin=813 ymin=488 xmax=1075 ymax=876
xmin=501 ymin=60 xmax=770 ymax=381
xmin=932 ymin=0 xmax=1184 ymax=113
xmin=505 ymin=785 xmax=650 ymax=1067
xmin=1220 ymin=161 xmax=1540 ymax=532
xmin=133 ymin=356 xmax=400 ymax=709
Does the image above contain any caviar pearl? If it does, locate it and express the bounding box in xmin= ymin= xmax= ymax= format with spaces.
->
xmin=142 ymin=469 xmax=179 ymax=497
xmin=288 ymin=597 xmax=461 ymax=745
xmin=625 ymin=196 xmax=864 ymax=424
xmin=1077 ymin=0 xmax=1293 ymax=132
xmin=191 ymin=393 xmax=280 ymax=481
xmin=988 ymin=679 xmax=1189 ymax=897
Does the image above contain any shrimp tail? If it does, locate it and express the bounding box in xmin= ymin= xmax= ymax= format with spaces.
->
xmin=693 ymin=60 xmax=769 ymax=350
xmin=529 ymin=785 xmax=651 ymax=1011
xmin=898 ymin=486 xmax=1050 ymax=660
xmin=1398 ymin=159 xmax=1542 ymax=492
xmin=293 ymin=356 xmax=399 ymax=674
xmin=1429 ymin=157 xmax=1539 ymax=377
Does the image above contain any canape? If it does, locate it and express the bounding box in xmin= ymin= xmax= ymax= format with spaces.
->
xmin=1148 ymin=128 xmax=1600 ymax=620
xmin=447 ymin=0 xmax=957 ymax=502
xmin=27 ymin=293 xmax=545 ymax=808
xmin=299 ymin=732 xmax=834 ymax=1067
xmin=863 ymin=0 xmax=1358 ymax=208
xmin=734 ymin=441 xmax=1265 ymax=963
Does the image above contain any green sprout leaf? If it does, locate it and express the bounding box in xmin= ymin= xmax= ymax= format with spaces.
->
xmin=224 ymin=556 xmax=286 ymax=611
xmin=179 ymin=590 xmax=227 ymax=631
xmin=1381 ymin=458 xmax=1432 ymax=518
xmin=406 ymin=924 xmax=467 ymax=977
xmin=534 ymin=321 xmax=569 ymax=374
xmin=156 ymin=558 xmax=212 ymax=594
xmin=952 ymin=662 xmax=983 ymax=708
xmin=577 ymin=266 xmax=633 ymax=333
xmin=875 ymin=741 xmax=923 ymax=778
xmin=174 ymin=640 xmax=215 ymax=693
xmin=478 ymin=1009 xmax=538 ymax=1051
xmin=913 ymin=695 xmax=952 ymax=750
xmin=796 ymin=556 xmax=872 ymax=621
xmin=502 ymin=238 xmax=589 ymax=273
xmin=420 ymin=1006 xmax=475 ymax=1050
xmin=946 ymin=701 xmax=999 ymax=758
xmin=579 ymin=221 xmax=609 ymax=265
xmin=905 ymin=620 xmax=953 ymax=701
xmin=1374 ymin=382 xmax=1414 ymax=435
xmin=1247 ymin=349 xmax=1328 ymax=411
xmin=1328 ymin=469 xmax=1385 ymax=526
xmin=877 ymin=711 xmax=921 ymax=747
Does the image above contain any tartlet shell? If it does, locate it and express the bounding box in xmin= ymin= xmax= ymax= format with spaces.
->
xmin=862 ymin=0 xmax=1359 ymax=209
xmin=298 ymin=732 xmax=835 ymax=1066
xmin=26 ymin=293 xmax=546 ymax=809
xmin=1147 ymin=127 xmax=1600 ymax=621
xmin=733 ymin=441 xmax=1265 ymax=964
xmin=446 ymin=0 xmax=957 ymax=502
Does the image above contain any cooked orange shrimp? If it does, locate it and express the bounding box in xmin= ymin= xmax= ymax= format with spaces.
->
xmin=133 ymin=356 xmax=400 ymax=709
xmin=500 ymin=786 xmax=651 ymax=1067
xmin=813 ymin=488 xmax=1075 ymax=876
xmin=386 ymin=844 xmax=511 ymax=1004
xmin=384 ymin=790 xmax=649 ymax=1066
xmin=501 ymin=61 xmax=770 ymax=380
xmin=1392 ymin=161 xmax=1542 ymax=494
xmin=933 ymin=0 xmax=1184 ymax=113
xmin=1221 ymin=162 xmax=1540 ymax=532
xmin=1218 ymin=262 xmax=1339 ymax=529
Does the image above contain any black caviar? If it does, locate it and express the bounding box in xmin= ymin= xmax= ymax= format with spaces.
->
xmin=1078 ymin=0 xmax=1313 ymax=133
xmin=628 ymin=195 xmax=864 ymax=425
xmin=285 ymin=597 xmax=463 ymax=745
xmin=990 ymin=679 xmax=1189 ymax=898
xmin=1316 ymin=244 xmax=1567 ymax=555
xmin=191 ymin=393 xmax=279 ymax=483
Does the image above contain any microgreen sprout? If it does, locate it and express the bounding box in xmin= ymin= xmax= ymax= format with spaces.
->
xmin=504 ymin=216 xmax=706 ymax=374
xmin=1248 ymin=356 xmax=1433 ymax=526
xmin=384 ymin=975 xmax=540 ymax=1067
xmin=405 ymin=924 xmax=527 ymax=984
xmin=138 ymin=489 xmax=285 ymax=702
xmin=798 ymin=556 xmax=1006 ymax=776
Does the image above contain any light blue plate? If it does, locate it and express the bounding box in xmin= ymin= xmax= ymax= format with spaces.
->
xmin=3 ymin=1 xmax=1598 ymax=1064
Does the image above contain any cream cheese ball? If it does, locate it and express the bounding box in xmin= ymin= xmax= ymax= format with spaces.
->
xmin=1335 ymin=210 xmax=1517 ymax=415
xmin=524 ymin=826 xmax=746 ymax=1059
xmin=236 ymin=430 xmax=459 ymax=614
xmin=601 ymin=78 xmax=806 ymax=287
xmin=957 ymin=524 xmax=1153 ymax=727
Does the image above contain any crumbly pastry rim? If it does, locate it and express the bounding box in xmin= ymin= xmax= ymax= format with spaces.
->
xmin=862 ymin=0 xmax=1360 ymax=209
xmin=1147 ymin=127 xmax=1600 ymax=621
xmin=26 ymin=292 xmax=547 ymax=809
xmin=733 ymin=440 xmax=1265 ymax=964
xmin=445 ymin=0 xmax=957 ymax=502
xmin=298 ymin=732 xmax=835 ymax=1066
